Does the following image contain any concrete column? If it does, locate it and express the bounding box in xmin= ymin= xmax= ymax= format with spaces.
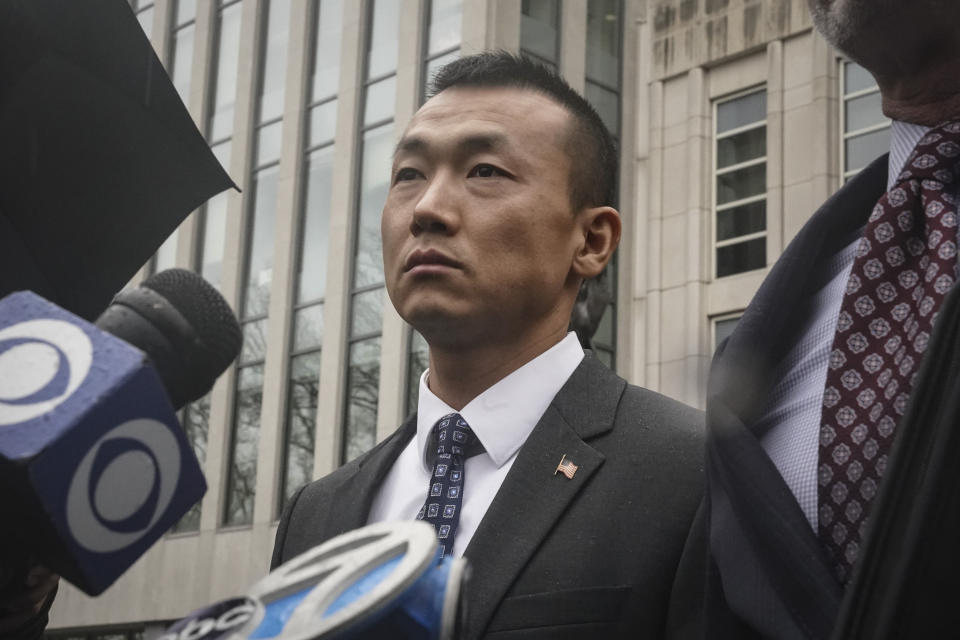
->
xmin=560 ymin=0 xmax=586 ymax=91
xmin=765 ymin=39 xmax=785 ymax=260
xmin=314 ymin=0 xmax=366 ymax=478
xmin=377 ymin=0 xmax=426 ymax=441
xmin=621 ymin=0 xmax=645 ymax=385
xmin=201 ymin=0 xmax=264 ymax=532
xmin=812 ymin=30 xmax=839 ymax=203
xmin=177 ymin=0 xmax=219 ymax=269
xmin=645 ymin=79 xmax=664 ymax=392
xmin=253 ymin=0 xmax=312 ymax=526
xmin=682 ymin=66 xmax=709 ymax=407
xmin=152 ymin=0 xmax=174 ymax=61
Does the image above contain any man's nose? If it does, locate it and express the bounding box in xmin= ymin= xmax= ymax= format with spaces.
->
xmin=411 ymin=174 xmax=459 ymax=236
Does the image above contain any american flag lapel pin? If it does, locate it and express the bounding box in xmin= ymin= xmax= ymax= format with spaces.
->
xmin=554 ymin=454 xmax=578 ymax=479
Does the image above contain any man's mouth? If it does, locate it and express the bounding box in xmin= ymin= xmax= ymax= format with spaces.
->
xmin=404 ymin=249 xmax=463 ymax=272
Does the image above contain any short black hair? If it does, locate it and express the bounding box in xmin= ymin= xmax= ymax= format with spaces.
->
xmin=428 ymin=51 xmax=617 ymax=210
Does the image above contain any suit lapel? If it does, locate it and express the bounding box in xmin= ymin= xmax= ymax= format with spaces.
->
xmin=316 ymin=416 xmax=417 ymax=542
xmin=462 ymin=356 xmax=624 ymax=640
xmin=707 ymin=155 xmax=889 ymax=638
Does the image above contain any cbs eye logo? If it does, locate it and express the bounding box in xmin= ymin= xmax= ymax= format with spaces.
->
xmin=0 ymin=319 xmax=93 ymax=426
xmin=67 ymin=418 xmax=182 ymax=553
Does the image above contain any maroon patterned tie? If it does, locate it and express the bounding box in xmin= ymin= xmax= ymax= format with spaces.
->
xmin=818 ymin=121 xmax=960 ymax=583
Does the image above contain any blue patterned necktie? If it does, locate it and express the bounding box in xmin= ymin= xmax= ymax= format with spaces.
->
xmin=416 ymin=413 xmax=483 ymax=557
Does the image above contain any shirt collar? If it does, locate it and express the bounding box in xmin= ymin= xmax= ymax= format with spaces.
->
xmin=415 ymin=332 xmax=585 ymax=471
xmin=888 ymin=120 xmax=931 ymax=190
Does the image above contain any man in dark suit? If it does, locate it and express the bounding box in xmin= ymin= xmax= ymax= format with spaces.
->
xmin=272 ymin=52 xmax=704 ymax=639
xmin=680 ymin=1 xmax=960 ymax=638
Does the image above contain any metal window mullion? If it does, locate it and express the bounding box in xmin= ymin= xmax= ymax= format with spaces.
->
xmin=584 ymin=76 xmax=620 ymax=93
xmin=242 ymin=312 xmax=269 ymax=324
xmin=209 ymin=131 xmax=233 ymax=145
xmin=306 ymin=94 xmax=338 ymax=110
xmin=351 ymin=281 xmax=385 ymax=296
xmin=253 ymin=157 xmax=282 ymax=174
xmin=427 ymin=44 xmax=460 ymax=64
xmin=348 ymin=330 xmax=383 ymax=344
xmin=366 ymin=69 xmax=397 ymax=86
xmin=258 ymin=114 xmax=284 ymax=129
xmin=715 ymin=230 xmax=767 ymax=248
xmin=519 ymin=49 xmax=554 ymax=68
xmin=715 ymin=156 xmax=766 ymax=176
xmin=716 ymin=192 xmax=767 ymax=212
xmin=843 ymin=121 xmax=891 ymax=140
xmin=237 ymin=356 xmax=267 ymax=369
xmin=305 ymin=137 xmax=335 ymax=154
xmin=843 ymin=86 xmax=881 ymax=101
xmin=360 ymin=116 xmax=394 ymax=133
xmin=289 ymin=344 xmax=323 ymax=359
xmin=716 ymin=120 xmax=766 ymax=140
xmin=293 ymin=297 xmax=325 ymax=311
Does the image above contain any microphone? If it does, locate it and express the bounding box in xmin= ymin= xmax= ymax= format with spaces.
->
xmin=96 ymin=268 xmax=242 ymax=410
xmin=0 ymin=269 xmax=241 ymax=596
xmin=161 ymin=521 xmax=467 ymax=640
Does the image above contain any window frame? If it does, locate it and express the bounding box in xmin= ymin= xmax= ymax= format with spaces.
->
xmin=712 ymin=85 xmax=768 ymax=279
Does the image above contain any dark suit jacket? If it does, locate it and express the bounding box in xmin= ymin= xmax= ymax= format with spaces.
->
xmin=273 ymin=354 xmax=704 ymax=639
xmin=668 ymin=155 xmax=891 ymax=640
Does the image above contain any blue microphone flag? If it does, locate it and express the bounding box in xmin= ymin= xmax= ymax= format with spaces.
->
xmin=0 ymin=290 xmax=207 ymax=595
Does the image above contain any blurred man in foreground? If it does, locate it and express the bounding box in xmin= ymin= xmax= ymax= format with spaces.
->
xmin=683 ymin=1 xmax=960 ymax=638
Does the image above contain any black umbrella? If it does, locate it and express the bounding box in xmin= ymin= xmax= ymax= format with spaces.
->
xmin=0 ymin=0 xmax=235 ymax=321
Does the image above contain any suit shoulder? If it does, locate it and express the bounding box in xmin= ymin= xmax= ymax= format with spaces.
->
xmin=618 ymin=382 xmax=705 ymax=441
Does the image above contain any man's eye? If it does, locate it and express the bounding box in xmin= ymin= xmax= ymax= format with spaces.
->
xmin=468 ymin=164 xmax=506 ymax=178
xmin=394 ymin=167 xmax=422 ymax=183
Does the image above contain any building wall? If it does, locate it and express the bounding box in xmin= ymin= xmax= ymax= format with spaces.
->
xmin=635 ymin=0 xmax=846 ymax=405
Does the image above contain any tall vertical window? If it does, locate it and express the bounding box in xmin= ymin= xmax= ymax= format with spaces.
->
xmin=224 ymin=0 xmax=291 ymax=526
xmin=198 ymin=0 xmax=243 ymax=291
xmin=583 ymin=0 xmax=623 ymax=368
xmin=585 ymin=0 xmax=621 ymax=139
xmin=342 ymin=0 xmax=399 ymax=463
xmin=173 ymin=392 xmax=209 ymax=532
xmin=420 ymin=0 xmax=462 ymax=101
xmin=403 ymin=1 xmax=463 ymax=410
xmin=130 ymin=0 xmax=155 ymax=40
xmin=712 ymin=313 xmax=742 ymax=353
xmin=841 ymin=61 xmax=890 ymax=180
xmin=714 ymin=88 xmax=767 ymax=278
xmin=170 ymin=0 xmax=197 ymax=105
xmin=174 ymin=0 xmax=241 ymax=534
xmin=151 ymin=233 xmax=179 ymax=273
xmin=150 ymin=0 xmax=199 ymax=278
xmin=520 ymin=0 xmax=560 ymax=70
xmin=278 ymin=0 xmax=343 ymax=515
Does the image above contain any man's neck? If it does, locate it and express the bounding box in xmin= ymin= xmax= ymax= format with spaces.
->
xmin=426 ymin=324 xmax=571 ymax=410
xmin=877 ymin=58 xmax=960 ymax=126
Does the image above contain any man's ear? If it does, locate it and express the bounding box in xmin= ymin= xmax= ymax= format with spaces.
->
xmin=572 ymin=206 xmax=621 ymax=279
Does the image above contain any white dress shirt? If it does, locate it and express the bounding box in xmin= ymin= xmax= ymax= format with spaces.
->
xmin=367 ymin=332 xmax=584 ymax=557
xmin=758 ymin=121 xmax=934 ymax=530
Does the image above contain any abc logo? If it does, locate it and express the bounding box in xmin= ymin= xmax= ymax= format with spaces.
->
xmin=66 ymin=418 xmax=182 ymax=553
xmin=159 ymin=598 xmax=257 ymax=640
xmin=0 ymin=319 xmax=92 ymax=426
